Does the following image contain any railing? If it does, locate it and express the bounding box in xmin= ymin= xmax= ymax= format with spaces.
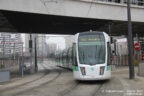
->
xmin=90 ymin=0 xmax=144 ymax=6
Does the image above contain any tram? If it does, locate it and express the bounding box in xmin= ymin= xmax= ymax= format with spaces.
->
xmin=56 ymin=31 xmax=111 ymax=80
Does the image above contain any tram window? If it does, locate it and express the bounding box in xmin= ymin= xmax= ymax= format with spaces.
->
xmin=72 ymin=43 xmax=78 ymax=66
xmin=78 ymin=34 xmax=105 ymax=64
xmin=107 ymin=42 xmax=111 ymax=65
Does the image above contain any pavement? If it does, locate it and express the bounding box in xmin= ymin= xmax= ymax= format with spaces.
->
xmin=0 ymin=59 xmax=144 ymax=96
xmin=111 ymin=66 xmax=144 ymax=96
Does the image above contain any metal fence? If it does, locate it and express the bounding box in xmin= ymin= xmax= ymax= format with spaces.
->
xmin=93 ymin=0 xmax=144 ymax=6
xmin=0 ymin=42 xmax=23 ymax=77
xmin=111 ymin=38 xmax=143 ymax=66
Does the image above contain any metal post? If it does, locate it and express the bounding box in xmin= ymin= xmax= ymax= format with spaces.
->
xmin=29 ymin=34 xmax=34 ymax=73
xmin=127 ymin=0 xmax=135 ymax=79
xmin=21 ymin=43 xmax=24 ymax=77
xmin=13 ymin=43 xmax=15 ymax=60
xmin=108 ymin=23 xmax=111 ymax=35
xmin=136 ymin=34 xmax=140 ymax=75
xmin=35 ymin=37 xmax=38 ymax=72
xmin=2 ymin=37 xmax=5 ymax=68
xmin=113 ymin=40 xmax=116 ymax=66
xmin=21 ymin=56 xmax=24 ymax=77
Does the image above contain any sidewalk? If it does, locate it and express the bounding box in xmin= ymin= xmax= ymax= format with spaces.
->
xmin=112 ymin=66 xmax=144 ymax=95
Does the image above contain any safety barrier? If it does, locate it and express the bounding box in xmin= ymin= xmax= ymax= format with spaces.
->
xmin=86 ymin=0 xmax=144 ymax=6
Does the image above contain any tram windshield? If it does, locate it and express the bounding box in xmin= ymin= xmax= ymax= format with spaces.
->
xmin=78 ymin=34 xmax=105 ymax=65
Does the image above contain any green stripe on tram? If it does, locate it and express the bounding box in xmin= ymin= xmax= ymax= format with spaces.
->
xmin=73 ymin=66 xmax=79 ymax=71
xmin=109 ymin=66 xmax=111 ymax=70
xmin=106 ymin=66 xmax=109 ymax=71
xmin=106 ymin=66 xmax=111 ymax=71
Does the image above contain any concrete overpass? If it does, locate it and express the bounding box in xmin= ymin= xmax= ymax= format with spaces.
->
xmin=0 ymin=0 xmax=144 ymax=36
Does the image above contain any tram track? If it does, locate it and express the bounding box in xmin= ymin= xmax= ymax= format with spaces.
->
xmin=12 ymin=65 xmax=62 ymax=96
xmin=59 ymin=81 xmax=79 ymax=96
xmin=92 ymin=83 xmax=104 ymax=96
xmin=0 ymin=63 xmax=50 ymax=94
xmin=92 ymin=79 xmax=110 ymax=96
xmin=59 ymin=80 xmax=106 ymax=96
xmin=33 ymin=67 xmax=62 ymax=88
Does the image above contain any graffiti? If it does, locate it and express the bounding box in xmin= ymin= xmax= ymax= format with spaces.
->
xmin=39 ymin=0 xmax=58 ymax=11
xmin=40 ymin=0 xmax=58 ymax=6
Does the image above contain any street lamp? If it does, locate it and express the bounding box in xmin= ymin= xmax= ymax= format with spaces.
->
xmin=127 ymin=0 xmax=135 ymax=79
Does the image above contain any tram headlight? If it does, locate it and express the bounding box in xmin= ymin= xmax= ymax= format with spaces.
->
xmin=80 ymin=67 xmax=86 ymax=75
xmin=100 ymin=66 xmax=105 ymax=75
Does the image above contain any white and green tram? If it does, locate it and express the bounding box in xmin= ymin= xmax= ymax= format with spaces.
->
xmin=72 ymin=31 xmax=111 ymax=80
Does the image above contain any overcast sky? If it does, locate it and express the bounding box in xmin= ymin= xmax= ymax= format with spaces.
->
xmin=46 ymin=37 xmax=65 ymax=50
xmin=21 ymin=34 xmax=66 ymax=50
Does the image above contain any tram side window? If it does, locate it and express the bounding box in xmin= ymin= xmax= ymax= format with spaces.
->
xmin=107 ymin=42 xmax=111 ymax=65
xmin=72 ymin=43 xmax=78 ymax=66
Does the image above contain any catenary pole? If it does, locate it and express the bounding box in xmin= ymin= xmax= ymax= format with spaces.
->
xmin=35 ymin=37 xmax=38 ymax=72
xmin=127 ymin=0 xmax=135 ymax=79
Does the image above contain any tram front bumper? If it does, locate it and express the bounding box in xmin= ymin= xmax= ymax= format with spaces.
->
xmin=75 ymin=75 xmax=111 ymax=80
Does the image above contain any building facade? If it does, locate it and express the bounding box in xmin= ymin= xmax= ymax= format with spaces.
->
xmin=24 ymin=34 xmax=46 ymax=57
xmin=0 ymin=32 xmax=22 ymax=58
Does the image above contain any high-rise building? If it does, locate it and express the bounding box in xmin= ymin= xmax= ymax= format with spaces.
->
xmin=24 ymin=34 xmax=46 ymax=57
xmin=64 ymin=35 xmax=74 ymax=49
xmin=46 ymin=43 xmax=57 ymax=57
